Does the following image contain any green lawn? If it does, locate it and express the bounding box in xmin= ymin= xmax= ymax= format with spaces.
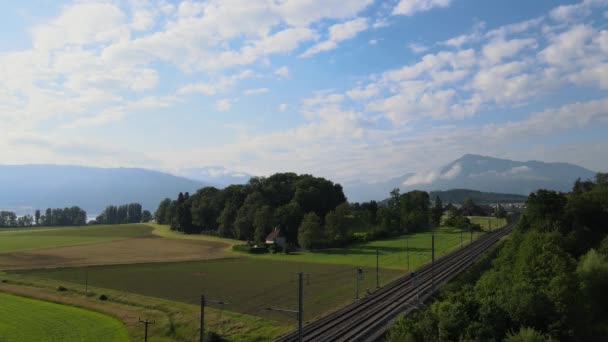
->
xmin=0 ymin=224 xmax=153 ymax=253
xmin=14 ymin=258 xmax=403 ymax=324
xmin=468 ymin=216 xmax=507 ymax=231
xmin=0 ymin=292 xmax=128 ymax=341
xmin=252 ymin=226 xmax=491 ymax=270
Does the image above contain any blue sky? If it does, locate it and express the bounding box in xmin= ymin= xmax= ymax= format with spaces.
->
xmin=1 ymin=0 xmax=607 ymax=184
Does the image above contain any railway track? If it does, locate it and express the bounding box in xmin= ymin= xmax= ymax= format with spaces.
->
xmin=275 ymin=220 xmax=515 ymax=342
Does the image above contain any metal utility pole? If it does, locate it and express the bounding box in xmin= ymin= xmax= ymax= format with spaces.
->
xmin=260 ymin=272 xmax=304 ymax=342
xmin=470 ymin=227 xmax=473 ymax=243
xmin=200 ymin=295 xmax=205 ymax=342
xmin=411 ymin=272 xmax=419 ymax=306
xmin=355 ymin=267 xmax=364 ymax=300
xmin=460 ymin=230 xmax=463 ymax=248
xmin=298 ymin=272 xmax=303 ymax=342
xmin=138 ymin=318 xmax=154 ymax=342
xmin=84 ymin=268 xmax=88 ymax=295
xmin=431 ymin=234 xmax=435 ymax=291
xmin=489 ymin=219 xmax=492 ymax=232
xmin=376 ymin=249 xmax=380 ymax=289
xmin=406 ymin=235 xmax=410 ymax=271
xmin=199 ymin=294 xmax=229 ymax=342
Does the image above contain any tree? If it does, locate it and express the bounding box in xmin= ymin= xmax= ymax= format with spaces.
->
xmin=34 ymin=210 xmax=40 ymax=225
xmin=155 ymin=199 xmax=171 ymax=224
xmin=298 ymin=212 xmax=322 ymax=249
xmin=495 ymin=205 xmax=507 ymax=219
xmin=141 ymin=210 xmax=152 ymax=223
xmin=253 ymin=206 xmax=274 ymax=244
xmin=432 ymin=196 xmax=444 ymax=227
xmin=274 ymin=202 xmax=303 ymax=243
xmin=400 ymin=190 xmax=431 ymax=233
xmin=325 ymin=203 xmax=351 ymax=243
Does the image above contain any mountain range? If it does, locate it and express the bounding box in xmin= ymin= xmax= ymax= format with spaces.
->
xmin=344 ymin=154 xmax=598 ymax=202
xmin=0 ymin=154 xmax=599 ymax=215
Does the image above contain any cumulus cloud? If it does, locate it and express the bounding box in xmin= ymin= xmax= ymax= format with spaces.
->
xmin=275 ymin=66 xmax=289 ymax=78
xmin=301 ymin=18 xmax=369 ymax=57
xmin=393 ymin=0 xmax=452 ymax=16
xmin=244 ymin=88 xmax=269 ymax=95
xmin=279 ymin=103 xmax=288 ymax=112
xmin=215 ymin=98 xmax=234 ymax=111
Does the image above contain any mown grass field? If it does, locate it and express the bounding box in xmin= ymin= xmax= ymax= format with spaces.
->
xmin=251 ymin=225 xmax=494 ymax=270
xmin=0 ymin=292 xmax=128 ymax=341
xmin=0 ymin=224 xmax=152 ymax=253
xmin=468 ymin=216 xmax=507 ymax=231
xmin=13 ymin=258 xmax=403 ymax=324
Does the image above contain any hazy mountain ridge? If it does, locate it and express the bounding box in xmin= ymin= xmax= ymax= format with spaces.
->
xmin=429 ymin=189 xmax=528 ymax=204
xmin=0 ymin=165 xmax=205 ymax=215
xmin=166 ymin=166 xmax=252 ymax=188
xmin=345 ymin=154 xmax=597 ymax=202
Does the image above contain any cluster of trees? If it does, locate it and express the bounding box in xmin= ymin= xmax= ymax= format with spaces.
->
xmin=1 ymin=207 xmax=87 ymax=228
xmin=38 ymin=207 xmax=88 ymax=226
xmin=95 ymin=203 xmax=152 ymax=224
xmin=366 ymin=189 xmax=439 ymax=239
xmin=387 ymin=174 xmax=608 ymax=341
xmin=155 ymin=173 xmax=348 ymax=247
xmin=0 ymin=211 xmax=30 ymax=227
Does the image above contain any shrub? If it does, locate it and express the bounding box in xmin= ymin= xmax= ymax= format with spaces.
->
xmin=99 ymin=294 xmax=108 ymax=301
xmin=232 ymin=244 xmax=268 ymax=254
xmin=57 ymin=286 xmax=68 ymax=292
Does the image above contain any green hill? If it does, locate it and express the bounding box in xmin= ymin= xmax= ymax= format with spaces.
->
xmin=429 ymin=189 xmax=527 ymax=204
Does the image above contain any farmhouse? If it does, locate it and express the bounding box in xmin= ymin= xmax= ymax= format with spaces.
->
xmin=265 ymin=227 xmax=286 ymax=249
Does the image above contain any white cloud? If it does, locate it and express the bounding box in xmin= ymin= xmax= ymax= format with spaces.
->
xmin=275 ymin=66 xmax=289 ymax=78
xmin=244 ymin=87 xmax=269 ymax=95
xmin=403 ymin=171 xmax=438 ymax=186
xmin=481 ymin=38 xmax=537 ymax=65
xmin=301 ymin=18 xmax=369 ymax=57
xmin=369 ymin=39 xmax=378 ymax=45
xmin=408 ymin=43 xmax=428 ymax=53
xmin=179 ymin=70 xmax=254 ymax=95
xmin=549 ymin=0 xmax=607 ymax=22
xmin=441 ymin=163 xmax=462 ymax=179
xmin=393 ymin=0 xmax=452 ymax=16
xmin=279 ymin=103 xmax=288 ymax=112
xmin=215 ymin=98 xmax=234 ymax=111
xmin=347 ymin=84 xmax=380 ymax=100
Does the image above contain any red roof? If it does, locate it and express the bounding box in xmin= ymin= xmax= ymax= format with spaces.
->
xmin=265 ymin=228 xmax=283 ymax=241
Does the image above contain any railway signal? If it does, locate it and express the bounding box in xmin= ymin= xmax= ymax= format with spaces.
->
xmin=260 ymin=272 xmax=305 ymax=342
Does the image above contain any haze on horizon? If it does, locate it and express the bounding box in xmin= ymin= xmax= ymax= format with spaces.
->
xmin=1 ymin=0 xmax=608 ymax=185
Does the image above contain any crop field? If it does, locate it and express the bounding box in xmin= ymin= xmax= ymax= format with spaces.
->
xmin=14 ymin=258 xmax=404 ymax=324
xmin=0 ymin=224 xmax=153 ymax=253
xmin=251 ymin=225 xmax=497 ymax=270
xmin=0 ymin=292 xmax=128 ymax=341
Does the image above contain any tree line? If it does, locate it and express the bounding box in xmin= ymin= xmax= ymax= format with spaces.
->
xmin=155 ymin=173 xmax=348 ymax=248
xmin=95 ymin=203 xmax=152 ymax=224
xmin=0 ymin=207 xmax=88 ymax=228
xmin=155 ymin=173 xmax=451 ymax=249
xmin=387 ymin=173 xmax=608 ymax=341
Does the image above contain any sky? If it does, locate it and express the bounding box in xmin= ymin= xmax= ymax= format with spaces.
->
xmin=1 ymin=0 xmax=607 ymax=184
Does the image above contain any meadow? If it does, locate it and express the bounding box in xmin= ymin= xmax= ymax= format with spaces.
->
xmin=0 ymin=224 xmax=152 ymax=253
xmin=469 ymin=216 xmax=507 ymax=231
xmin=0 ymin=292 xmax=128 ymax=341
xmin=14 ymin=258 xmax=404 ymax=324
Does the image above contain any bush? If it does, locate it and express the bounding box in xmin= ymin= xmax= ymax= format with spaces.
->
xmin=204 ymin=331 xmax=226 ymax=342
xmin=57 ymin=286 xmax=68 ymax=292
xmin=232 ymin=244 xmax=268 ymax=254
xmin=1 ymin=279 xmax=7 ymax=283
xmin=98 ymin=294 xmax=108 ymax=301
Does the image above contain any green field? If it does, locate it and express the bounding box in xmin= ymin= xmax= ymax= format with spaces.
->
xmin=0 ymin=292 xmax=128 ymax=341
xmin=251 ymin=226 xmax=490 ymax=270
xmin=0 ymin=224 xmax=152 ymax=253
xmin=468 ymin=216 xmax=507 ymax=231
xmin=14 ymin=258 xmax=403 ymax=324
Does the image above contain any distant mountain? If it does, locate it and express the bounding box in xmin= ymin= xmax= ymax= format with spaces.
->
xmin=167 ymin=166 xmax=252 ymax=188
xmin=0 ymin=165 xmax=206 ymax=216
xmin=343 ymin=173 xmax=414 ymax=203
xmin=344 ymin=154 xmax=597 ymax=202
xmin=429 ymin=189 xmax=528 ymax=205
xmin=404 ymin=154 xmax=597 ymax=195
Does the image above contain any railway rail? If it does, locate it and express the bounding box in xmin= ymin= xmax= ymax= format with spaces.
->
xmin=276 ymin=219 xmax=515 ymax=342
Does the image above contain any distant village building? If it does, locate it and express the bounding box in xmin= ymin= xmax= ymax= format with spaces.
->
xmin=265 ymin=227 xmax=286 ymax=249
